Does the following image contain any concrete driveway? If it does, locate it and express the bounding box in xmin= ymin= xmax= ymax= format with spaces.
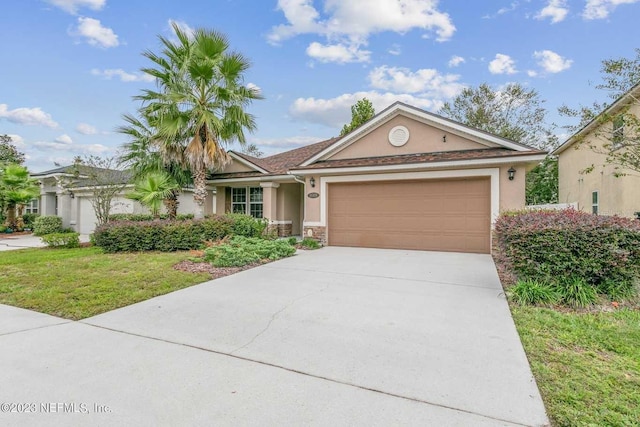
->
xmin=0 ymin=247 xmax=548 ymax=426
xmin=0 ymin=233 xmax=90 ymax=251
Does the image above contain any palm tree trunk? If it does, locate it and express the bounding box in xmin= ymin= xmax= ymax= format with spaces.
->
xmin=6 ymin=203 xmax=16 ymax=228
xmin=163 ymin=190 xmax=180 ymax=220
xmin=192 ymin=166 xmax=207 ymax=220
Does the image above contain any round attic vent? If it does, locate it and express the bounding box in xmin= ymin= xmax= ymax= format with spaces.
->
xmin=388 ymin=125 xmax=409 ymax=147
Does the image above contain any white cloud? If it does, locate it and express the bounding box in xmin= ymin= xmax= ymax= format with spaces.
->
xmin=306 ymin=42 xmax=371 ymax=63
xmin=91 ymin=68 xmax=154 ymax=82
xmin=533 ymin=50 xmax=573 ymax=73
xmin=527 ymin=70 xmax=538 ymax=77
xmin=72 ymin=17 xmax=119 ymax=48
xmin=33 ymin=140 xmax=110 ymax=154
xmin=388 ymin=44 xmax=401 ymax=56
xmin=368 ymin=66 xmax=464 ymax=98
xmin=448 ymin=55 xmax=465 ymax=67
xmin=7 ymin=134 xmax=26 ymax=148
xmin=536 ymin=0 xmax=569 ymax=23
xmin=76 ymin=123 xmax=98 ymax=135
xmin=269 ymin=0 xmax=455 ymax=63
xmin=168 ymin=19 xmax=195 ymax=39
xmin=583 ymin=0 xmax=640 ymax=19
xmin=251 ymin=135 xmax=325 ymax=150
xmin=246 ymin=83 xmax=262 ymax=94
xmin=488 ymin=53 xmax=517 ymax=74
xmin=55 ymin=134 xmax=73 ymax=144
xmin=482 ymin=1 xmax=519 ymax=19
xmin=290 ymin=91 xmax=443 ymax=128
xmin=45 ymin=0 xmax=105 ymax=14
xmin=0 ymin=104 xmax=58 ymax=128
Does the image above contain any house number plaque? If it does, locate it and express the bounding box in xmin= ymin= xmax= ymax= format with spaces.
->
xmin=307 ymin=192 xmax=319 ymax=198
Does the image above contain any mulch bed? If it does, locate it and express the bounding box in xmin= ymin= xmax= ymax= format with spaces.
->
xmin=173 ymin=259 xmax=271 ymax=279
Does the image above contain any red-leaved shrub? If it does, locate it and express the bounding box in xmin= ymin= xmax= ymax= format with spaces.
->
xmin=494 ymin=209 xmax=640 ymax=294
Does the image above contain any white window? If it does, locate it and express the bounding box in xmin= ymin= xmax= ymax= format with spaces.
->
xmin=231 ymin=187 xmax=263 ymax=218
xmin=592 ymin=191 xmax=599 ymax=215
xmin=25 ymin=198 xmax=39 ymax=214
xmin=612 ymin=115 xmax=624 ymax=149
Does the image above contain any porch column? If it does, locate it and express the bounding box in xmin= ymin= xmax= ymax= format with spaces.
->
xmin=204 ymin=187 xmax=215 ymax=216
xmin=260 ymin=182 xmax=279 ymax=223
xmin=215 ymin=186 xmax=226 ymax=215
xmin=56 ymin=192 xmax=72 ymax=228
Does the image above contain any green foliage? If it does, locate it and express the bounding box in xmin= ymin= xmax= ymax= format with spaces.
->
xmin=22 ymin=213 xmax=39 ymax=228
xmin=204 ymin=236 xmax=296 ymax=267
xmin=508 ymin=279 xmax=559 ymax=306
xmin=555 ymin=277 xmax=598 ymax=308
xmin=495 ymin=210 xmax=640 ymax=303
xmin=340 ymin=98 xmax=375 ymax=136
xmin=0 ymin=163 xmax=40 ymax=227
xmin=286 ymin=237 xmax=298 ymax=246
xmin=598 ymin=277 xmax=638 ymax=301
xmin=439 ymin=83 xmax=557 ymax=150
xmin=226 ymin=213 xmax=268 ymax=237
xmin=40 ymin=232 xmax=80 ymax=249
xmin=0 ymin=135 xmax=25 ymax=165
xmin=33 ymin=216 xmax=63 ymax=236
xmin=525 ymin=156 xmax=558 ymax=205
xmin=300 ymin=237 xmax=321 ymax=249
xmin=109 ymin=213 xmax=194 ymax=221
xmin=126 ymin=171 xmax=180 ymax=218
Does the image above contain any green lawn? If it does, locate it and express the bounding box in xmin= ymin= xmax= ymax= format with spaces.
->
xmin=511 ymin=306 xmax=640 ymax=426
xmin=0 ymin=247 xmax=211 ymax=320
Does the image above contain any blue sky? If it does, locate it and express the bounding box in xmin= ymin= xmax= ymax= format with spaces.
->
xmin=2 ymin=0 xmax=639 ymax=172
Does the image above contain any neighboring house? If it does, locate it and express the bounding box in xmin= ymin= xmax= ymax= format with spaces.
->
xmin=31 ymin=165 xmax=215 ymax=234
xmin=553 ymin=84 xmax=640 ymax=217
xmin=209 ymin=102 xmax=546 ymax=254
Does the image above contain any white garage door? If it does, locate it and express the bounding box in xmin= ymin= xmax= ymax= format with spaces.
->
xmin=79 ymin=198 xmax=98 ymax=235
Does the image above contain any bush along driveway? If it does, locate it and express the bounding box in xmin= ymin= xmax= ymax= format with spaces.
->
xmin=494 ymin=209 xmax=640 ymax=426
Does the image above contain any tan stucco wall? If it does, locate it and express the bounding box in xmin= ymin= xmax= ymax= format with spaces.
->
xmin=330 ymin=115 xmax=495 ymax=160
xmin=558 ymin=105 xmax=640 ymax=217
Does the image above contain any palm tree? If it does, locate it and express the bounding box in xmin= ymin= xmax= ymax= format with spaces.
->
xmin=0 ymin=164 xmax=40 ymax=228
xmin=117 ymin=113 xmax=192 ymax=219
xmin=126 ymin=171 xmax=179 ymax=218
xmin=136 ymin=23 xmax=262 ymax=219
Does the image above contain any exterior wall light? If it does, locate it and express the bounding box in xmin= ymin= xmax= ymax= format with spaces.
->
xmin=69 ymin=191 xmax=75 ymax=199
xmin=310 ymin=177 xmax=316 ymax=188
xmin=442 ymin=135 xmax=447 ymax=143
xmin=508 ymin=167 xmax=516 ymax=181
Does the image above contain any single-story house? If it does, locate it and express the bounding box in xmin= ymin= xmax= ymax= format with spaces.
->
xmin=553 ymin=83 xmax=640 ymax=217
xmin=209 ymin=102 xmax=546 ymax=253
xmin=31 ymin=165 xmax=215 ymax=234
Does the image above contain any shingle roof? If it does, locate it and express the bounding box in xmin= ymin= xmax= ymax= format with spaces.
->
xmin=290 ymin=148 xmax=546 ymax=171
xmin=32 ymin=164 xmax=132 ymax=185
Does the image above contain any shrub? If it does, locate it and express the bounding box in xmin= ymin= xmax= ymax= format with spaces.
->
xmin=226 ymin=213 xmax=268 ymax=238
xmin=108 ymin=213 xmax=194 ymax=221
xmin=508 ymin=279 xmax=559 ymax=306
xmin=300 ymin=237 xmax=321 ymax=249
xmin=33 ymin=216 xmax=63 ymax=236
xmin=555 ymin=277 xmax=598 ymax=308
xmin=41 ymin=232 xmax=80 ymax=248
xmin=92 ymin=215 xmax=234 ymax=253
xmin=204 ymin=236 xmax=296 ymax=267
xmin=287 ymin=237 xmax=298 ymax=246
xmin=22 ymin=213 xmax=40 ymax=228
xmin=598 ymin=278 xmax=638 ymax=301
xmin=494 ymin=210 xmax=640 ymax=299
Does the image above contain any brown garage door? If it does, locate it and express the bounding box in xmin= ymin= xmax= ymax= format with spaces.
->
xmin=328 ymin=178 xmax=491 ymax=253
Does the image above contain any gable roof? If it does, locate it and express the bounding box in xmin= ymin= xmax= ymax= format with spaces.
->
xmin=300 ymin=102 xmax=538 ymax=167
xmin=32 ymin=164 xmax=132 ymax=185
xmin=553 ymin=81 xmax=640 ymax=155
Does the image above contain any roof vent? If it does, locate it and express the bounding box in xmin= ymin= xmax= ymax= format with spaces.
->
xmin=388 ymin=126 xmax=409 ymax=147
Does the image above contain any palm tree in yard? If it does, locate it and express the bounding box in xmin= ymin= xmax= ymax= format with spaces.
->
xmin=0 ymin=164 xmax=40 ymax=228
xmin=126 ymin=171 xmax=179 ymax=218
xmin=117 ymin=113 xmax=191 ymax=219
xmin=136 ymin=23 xmax=262 ymax=219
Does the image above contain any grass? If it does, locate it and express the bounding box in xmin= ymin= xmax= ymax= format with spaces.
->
xmin=0 ymin=247 xmax=211 ymax=320
xmin=511 ymin=306 xmax=640 ymax=426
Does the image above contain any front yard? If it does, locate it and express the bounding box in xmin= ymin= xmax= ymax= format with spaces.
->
xmin=511 ymin=306 xmax=640 ymax=426
xmin=0 ymin=247 xmax=211 ymax=320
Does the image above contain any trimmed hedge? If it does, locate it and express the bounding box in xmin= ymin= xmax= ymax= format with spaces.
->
xmin=92 ymin=214 xmax=268 ymax=253
xmin=495 ymin=209 xmax=640 ymax=298
xmin=33 ymin=216 xmax=63 ymax=236
xmin=108 ymin=213 xmax=195 ymax=221
xmin=41 ymin=232 xmax=80 ymax=248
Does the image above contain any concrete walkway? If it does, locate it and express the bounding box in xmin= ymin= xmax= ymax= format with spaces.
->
xmin=0 ymin=233 xmax=90 ymax=251
xmin=0 ymin=248 xmax=549 ymax=426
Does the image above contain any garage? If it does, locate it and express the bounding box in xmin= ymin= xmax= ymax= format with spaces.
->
xmin=328 ymin=178 xmax=491 ymax=253
xmin=79 ymin=197 xmax=98 ymax=235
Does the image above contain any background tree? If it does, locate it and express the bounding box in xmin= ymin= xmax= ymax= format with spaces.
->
xmin=136 ymin=23 xmax=262 ymax=219
xmin=559 ymin=49 xmax=640 ymax=174
xmin=0 ymin=135 xmax=25 ymax=165
xmin=117 ymin=113 xmax=192 ymax=219
xmin=240 ymin=143 xmax=264 ymax=158
xmin=438 ymin=82 xmax=559 ymax=204
xmin=0 ymin=163 xmax=39 ymax=228
xmin=126 ymin=171 xmax=179 ymax=218
xmin=340 ymin=98 xmax=375 ymax=136
xmin=59 ymin=156 xmax=129 ymax=227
